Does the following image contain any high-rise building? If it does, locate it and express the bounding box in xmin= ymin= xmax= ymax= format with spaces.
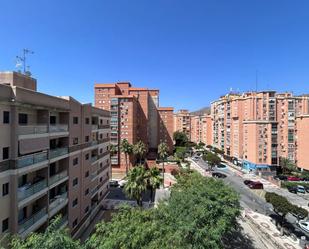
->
xmin=173 ymin=109 xmax=192 ymax=140
xmin=158 ymin=107 xmax=174 ymax=153
xmin=0 ymin=72 xmax=110 ymax=239
xmin=190 ymin=115 xmax=212 ymax=145
xmin=94 ymin=82 xmax=173 ymax=176
xmin=210 ymin=91 xmax=309 ymax=171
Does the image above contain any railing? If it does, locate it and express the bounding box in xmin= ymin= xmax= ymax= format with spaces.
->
xmin=91 ymin=140 xmax=98 ymax=146
xmin=49 ymin=192 xmax=68 ymax=211
xmin=49 ymin=147 xmax=68 ymax=159
xmin=92 ymin=125 xmax=98 ymax=130
xmin=56 ymin=214 xmax=68 ymax=229
xmin=17 ymin=151 xmax=48 ymax=168
xmin=98 ymin=124 xmax=110 ymax=129
xmin=91 ymin=171 xmax=97 ymax=180
xmin=49 ymin=124 xmax=68 ymax=133
xmin=18 ymin=179 xmax=47 ymax=201
xmin=18 ymin=208 xmax=47 ymax=234
xmin=49 ymin=171 xmax=68 ymax=186
xmin=18 ymin=125 xmax=48 ymax=135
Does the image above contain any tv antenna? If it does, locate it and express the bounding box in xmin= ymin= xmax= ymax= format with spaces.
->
xmin=16 ymin=49 xmax=34 ymax=75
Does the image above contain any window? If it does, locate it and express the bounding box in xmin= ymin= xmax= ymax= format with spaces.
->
xmin=85 ymin=171 xmax=89 ymax=177
xmin=2 ymin=183 xmax=9 ymax=196
xmin=3 ymin=111 xmax=9 ymax=124
xmin=72 ymin=198 xmax=78 ymax=207
xmin=85 ymin=154 xmax=89 ymax=160
xmin=85 ymin=206 xmax=89 ymax=214
xmin=18 ymin=113 xmax=28 ymax=125
xmin=2 ymin=218 xmax=8 ymax=232
xmin=85 ymin=118 xmax=90 ymax=125
xmin=73 ymin=117 xmax=78 ymax=124
xmin=2 ymin=147 xmax=9 ymax=160
xmin=100 ymin=148 xmax=103 ymax=154
xmin=73 ymin=158 xmax=78 ymax=166
xmin=50 ymin=116 xmax=56 ymax=124
xmin=85 ymin=136 xmax=89 ymax=142
xmin=73 ymin=178 xmax=78 ymax=187
xmin=73 ymin=218 xmax=78 ymax=227
xmin=85 ymin=188 xmax=89 ymax=196
xmin=73 ymin=137 xmax=78 ymax=145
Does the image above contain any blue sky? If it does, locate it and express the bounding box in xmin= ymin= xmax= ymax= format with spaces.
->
xmin=1 ymin=0 xmax=309 ymax=111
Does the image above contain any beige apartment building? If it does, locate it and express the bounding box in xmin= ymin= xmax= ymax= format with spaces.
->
xmin=0 ymin=72 xmax=110 ymax=240
xmin=190 ymin=115 xmax=213 ymax=146
xmin=173 ymin=109 xmax=192 ymax=140
xmin=94 ymin=82 xmax=174 ymax=175
xmin=211 ymin=91 xmax=309 ymax=171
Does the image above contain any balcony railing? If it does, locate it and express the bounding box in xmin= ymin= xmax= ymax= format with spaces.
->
xmin=98 ymin=124 xmax=110 ymax=129
xmin=18 ymin=208 xmax=47 ymax=234
xmin=18 ymin=125 xmax=48 ymax=135
xmin=49 ymin=125 xmax=68 ymax=133
xmin=91 ymin=156 xmax=98 ymax=163
xmin=49 ymin=192 xmax=68 ymax=211
xmin=49 ymin=147 xmax=68 ymax=159
xmin=49 ymin=171 xmax=68 ymax=186
xmin=92 ymin=125 xmax=98 ymax=130
xmin=18 ymin=179 xmax=47 ymax=201
xmin=17 ymin=151 xmax=48 ymax=168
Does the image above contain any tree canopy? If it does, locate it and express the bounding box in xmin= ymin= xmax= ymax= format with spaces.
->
xmin=203 ymin=151 xmax=221 ymax=169
xmin=173 ymin=131 xmax=188 ymax=147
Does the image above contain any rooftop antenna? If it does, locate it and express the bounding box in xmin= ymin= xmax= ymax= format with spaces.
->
xmin=16 ymin=49 xmax=34 ymax=75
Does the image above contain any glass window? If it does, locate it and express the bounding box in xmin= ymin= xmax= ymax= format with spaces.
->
xmin=3 ymin=111 xmax=9 ymax=124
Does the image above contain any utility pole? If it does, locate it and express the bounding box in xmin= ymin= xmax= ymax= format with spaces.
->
xmin=16 ymin=49 xmax=34 ymax=75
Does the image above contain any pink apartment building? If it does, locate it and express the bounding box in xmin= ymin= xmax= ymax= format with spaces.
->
xmin=0 ymin=72 xmax=110 ymax=239
xmin=190 ymin=115 xmax=213 ymax=146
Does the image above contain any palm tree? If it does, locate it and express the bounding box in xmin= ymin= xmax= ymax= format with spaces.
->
xmin=146 ymin=167 xmax=162 ymax=202
xmin=133 ymin=140 xmax=147 ymax=165
xmin=120 ymin=139 xmax=133 ymax=174
xmin=280 ymin=157 xmax=297 ymax=175
xmin=124 ymin=165 xmax=147 ymax=207
xmin=158 ymin=142 xmax=169 ymax=188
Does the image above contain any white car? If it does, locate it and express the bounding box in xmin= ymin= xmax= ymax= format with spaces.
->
xmin=118 ymin=179 xmax=127 ymax=188
xmin=299 ymin=221 xmax=309 ymax=233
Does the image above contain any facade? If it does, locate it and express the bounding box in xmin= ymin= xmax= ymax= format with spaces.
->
xmin=158 ymin=107 xmax=174 ymax=153
xmin=190 ymin=115 xmax=212 ymax=145
xmin=173 ymin=109 xmax=192 ymax=140
xmin=94 ymin=82 xmax=173 ymax=175
xmin=0 ymin=72 xmax=110 ymax=239
xmin=210 ymin=91 xmax=309 ymax=171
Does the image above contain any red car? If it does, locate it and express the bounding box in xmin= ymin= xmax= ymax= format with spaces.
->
xmin=287 ymin=176 xmax=301 ymax=181
xmin=248 ymin=181 xmax=264 ymax=189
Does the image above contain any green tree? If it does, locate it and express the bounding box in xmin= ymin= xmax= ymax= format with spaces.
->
xmin=173 ymin=131 xmax=188 ymax=147
xmin=124 ymin=165 xmax=148 ymax=206
xmin=10 ymin=216 xmax=80 ymax=249
xmin=146 ymin=167 xmax=162 ymax=202
xmin=158 ymin=142 xmax=169 ymax=187
xmin=279 ymin=157 xmax=297 ymax=175
xmin=86 ymin=171 xmax=240 ymax=249
xmin=203 ymin=152 xmax=221 ymax=170
xmin=120 ymin=139 xmax=133 ymax=174
xmin=133 ymin=140 xmax=147 ymax=165
xmin=175 ymin=146 xmax=186 ymax=162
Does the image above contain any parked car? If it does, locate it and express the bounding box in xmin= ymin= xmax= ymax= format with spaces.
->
xmin=118 ymin=179 xmax=127 ymax=188
xmin=109 ymin=180 xmax=119 ymax=187
xmin=287 ymin=186 xmax=298 ymax=194
xmin=243 ymin=180 xmax=253 ymax=185
xmin=287 ymin=176 xmax=301 ymax=181
xmin=305 ymin=186 xmax=309 ymax=193
xmin=248 ymin=181 xmax=263 ymax=189
xmin=274 ymin=175 xmax=288 ymax=181
xmin=212 ymin=172 xmax=227 ymax=178
xmin=298 ymin=221 xmax=309 ymax=233
xmin=297 ymin=185 xmax=306 ymax=194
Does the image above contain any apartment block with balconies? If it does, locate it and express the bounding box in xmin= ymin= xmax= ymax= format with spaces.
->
xmin=0 ymin=72 xmax=110 ymax=240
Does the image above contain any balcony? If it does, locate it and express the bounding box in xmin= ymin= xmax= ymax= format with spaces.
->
xmin=17 ymin=151 xmax=48 ymax=168
xmin=49 ymin=171 xmax=68 ymax=186
xmin=18 ymin=179 xmax=47 ymax=201
xmin=98 ymin=124 xmax=110 ymax=129
xmin=18 ymin=125 xmax=48 ymax=136
xmin=49 ymin=192 xmax=68 ymax=216
xmin=92 ymin=124 xmax=99 ymax=130
xmin=49 ymin=147 xmax=68 ymax=159
xmin=18 ymin=208 xmax=47 ymax=236
xmin=49 ymin=125 xmax=68 ymax=133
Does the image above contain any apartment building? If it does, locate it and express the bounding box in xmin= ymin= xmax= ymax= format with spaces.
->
xmin=158 ymin=107 xmax=174 ymax=153
xmin=190 ymin=115 xmax=212 ymax=146
xmin=0 ymin=72 xmax=110 ymax=240
xmin=211 ymin=91 xmax=309 ymax=171
xmin=94 ymin=82 xmax=173 ymax=175
xmin=173 ymin=109 xmax=192 ymax=140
